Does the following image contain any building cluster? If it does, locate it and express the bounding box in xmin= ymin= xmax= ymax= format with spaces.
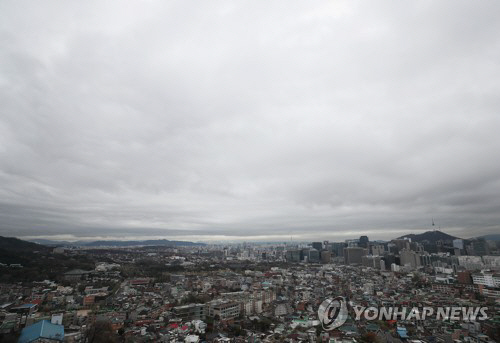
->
xmin=0 ymin=235 xmax=499 ymax=342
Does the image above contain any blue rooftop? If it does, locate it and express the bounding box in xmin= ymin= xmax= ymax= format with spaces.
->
xmin=18 ymin=320 xmax=64 ymax=343
xmin=397 ymin=326 xmax=409 ymax=339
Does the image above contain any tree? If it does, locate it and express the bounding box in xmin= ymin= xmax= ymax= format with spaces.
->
xmin=360 ymin=332 xmax=379 ymax=343
xmin=86 ymin=320 xmax=119 ymax=343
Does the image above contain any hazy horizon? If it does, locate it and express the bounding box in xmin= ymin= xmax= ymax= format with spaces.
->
xmin=13 ymin=226 xmax=494 ymax=245
xmin=15 ymin=226 xmax=491 ymax=244
xmin=1 ymin=1 xmax=500 ymax=242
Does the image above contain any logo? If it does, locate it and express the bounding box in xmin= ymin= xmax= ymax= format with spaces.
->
xmin=352 ymin=306 xmax=488 ymax=322
xmin=318 ymin=296 xmax=348 ymax=330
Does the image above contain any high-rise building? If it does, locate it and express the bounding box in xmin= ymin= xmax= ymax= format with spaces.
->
xmin=285 ymin=250 xmax=301 ymax=262
xmin=359 ymin=236 xmax=369 ymax=248
xmin=320 ymin=250 xmax=331 ymax=264
xmin=410 ymin=242 xmax=424 ymax=252
xmin=331 ymin=242 xmax=345 ymax=257
xmin=344 ymin=247 xmax=367 ymax=265
xmin=308 ymin=249 xmax=320 ymax=263
xmin=371 ymin=244 xmax=385 ymax=256
xmin=361 ymin=255 xmax=382 ymax=269
xmin=400 ymin=248 xmax=421 ymax=269
xmin=420 ymin=254 xmax=431 ymax=266
xmin=391 ymin=239 xmax=411 ymax=252
xmin=346 ymin=239 xmax=359 ymax=247
xmin=312 ymin=242 xmax=323 ymax=251
xmin=383 ymin=253 xmax=396 ymax=270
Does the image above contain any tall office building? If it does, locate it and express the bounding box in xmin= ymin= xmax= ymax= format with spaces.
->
xmin=285 ymin=250 xmax=301 ymax=262
xmin=400 ymin=249 xmax=421 ymax=269
xmin=371 ymin=244 xmax=385 ymax=256
xmin=391 ymin=239 xmax=411 ymax=252
xmin=344 ymin=247 xmax=367 ymax=265
xmin=361 ymin=255 xmax=382 ymax=269
xmin=359 ymin=236 xmax=369 ymax=248
xmin=308 ymin=249 xmax=320 ymax=263
xmin=312 ymin=242 xmax=323 ymax=251
xmin=331 ymin=242 xmax=345 ymax=257
xmin=320 ymin=250 xmax=331 ymax=264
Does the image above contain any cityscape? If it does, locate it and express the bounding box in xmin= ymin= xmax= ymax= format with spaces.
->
xmin=2 ymin=1 xmax=500 ymax=342
xmin=0 ymin=230 xmax=499 ymax=342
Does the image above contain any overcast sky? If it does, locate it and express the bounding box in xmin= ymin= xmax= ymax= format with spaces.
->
xmin=1 ymin=1 xmax=499 ymax=242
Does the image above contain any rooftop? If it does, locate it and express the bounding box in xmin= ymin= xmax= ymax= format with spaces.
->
xmin=18 ymin=320 xmax=64 ymax=343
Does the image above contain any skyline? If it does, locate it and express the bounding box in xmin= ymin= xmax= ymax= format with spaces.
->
xmin=17 ymin=225 xmax=476 ymax=244
xmin=18 ymin=227 xmax=492 ymax=245
xmin=1 ymin=1 xmax=500 ymax=242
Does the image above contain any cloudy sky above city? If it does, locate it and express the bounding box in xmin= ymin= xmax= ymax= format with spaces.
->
xmin=1 ymin=1 xmax=499 ymax=242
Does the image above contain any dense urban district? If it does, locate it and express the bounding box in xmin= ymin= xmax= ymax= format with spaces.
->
xmin=0 ymin=230 xmax=499 ymax=343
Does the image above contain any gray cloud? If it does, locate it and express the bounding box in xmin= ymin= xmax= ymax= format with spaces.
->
xmin=1 ymin=1 xmax=500 ymax=242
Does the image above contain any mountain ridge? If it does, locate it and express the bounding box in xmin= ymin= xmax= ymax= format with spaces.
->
xmin=397 ymin=230 xmax=460 ymax=243
xmin=27 ymin=238 xmax=206 ymax=247
xmin=474 ymin=234 xmax=500 ymax=241
xmin=0 ymin=236 xmax=50 ymax=252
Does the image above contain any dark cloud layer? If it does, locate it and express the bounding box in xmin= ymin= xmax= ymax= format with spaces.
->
xmin=1 ymin=1 xmax=499 ymax=242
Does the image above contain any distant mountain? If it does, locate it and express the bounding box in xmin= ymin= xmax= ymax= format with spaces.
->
xmin=397 ymin=230 xmax=460 ymax=243
xmin=30 ymin=239 xmax=75 ymax=246
xmin=475 ymin=234 xmax=500 ymax=241
xmin=27 ymin=238 xmax=206 ymax=247
xmin=0 ymin=236 xmax=50 ymax=252
xmin=82 ymin=239 xmax=206 ymax=247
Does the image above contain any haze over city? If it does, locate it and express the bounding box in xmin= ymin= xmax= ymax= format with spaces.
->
xmin=1 ymin=1 xmax=500 ymax=243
